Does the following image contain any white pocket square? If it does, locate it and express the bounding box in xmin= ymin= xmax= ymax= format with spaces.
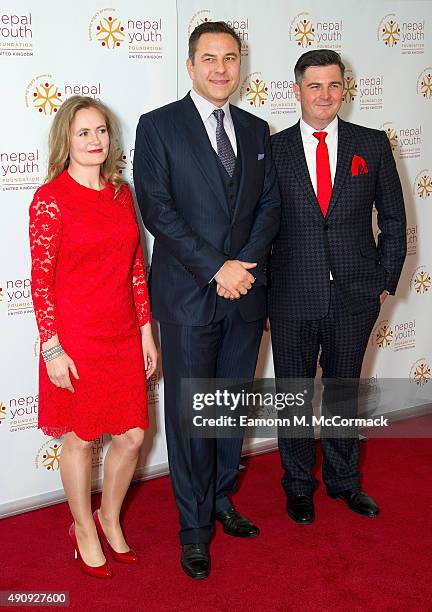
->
xmin=258 ymin=153 xmax=265 ymax=160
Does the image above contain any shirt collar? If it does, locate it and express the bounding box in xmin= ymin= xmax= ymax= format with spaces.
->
xmin=190 ymin=88 xmax=232 ymax=124
xmin=300 ymin=115 xmax=339 ymax=141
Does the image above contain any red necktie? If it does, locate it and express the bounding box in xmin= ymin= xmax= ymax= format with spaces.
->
xmin=313 ymin=131 xmax=332 ymax=216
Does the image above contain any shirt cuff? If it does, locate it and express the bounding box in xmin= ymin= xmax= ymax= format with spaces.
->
xmin=209 ymin=263 xmax=225 ymax=284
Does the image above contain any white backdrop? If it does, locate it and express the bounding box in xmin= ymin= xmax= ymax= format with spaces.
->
xmin=1 ymin=0 xmax=431 ymax=517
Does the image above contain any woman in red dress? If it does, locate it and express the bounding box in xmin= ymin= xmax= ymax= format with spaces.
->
xmin=29 ymin=95 xmax=157 ymax=579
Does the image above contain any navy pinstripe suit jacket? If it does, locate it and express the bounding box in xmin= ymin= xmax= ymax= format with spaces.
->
xmin=133 ymin=93 xmax=281 ymax=325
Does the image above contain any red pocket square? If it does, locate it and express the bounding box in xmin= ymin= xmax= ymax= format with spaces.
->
xmin=352 ymin=155 xmax=368 ymax=176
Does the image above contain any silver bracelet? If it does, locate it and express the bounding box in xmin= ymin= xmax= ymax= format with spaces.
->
xmin=41 ymin=344 xmax=65 ymax=363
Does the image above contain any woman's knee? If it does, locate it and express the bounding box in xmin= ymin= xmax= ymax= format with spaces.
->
xmin=63 ymin=431 xmax=93 ymax=454
xmin=113 ymin=428 xmax=145 ymax=453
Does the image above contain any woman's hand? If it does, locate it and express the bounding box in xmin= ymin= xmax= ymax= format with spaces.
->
xmin=46 ymin=352 xmax=79 ymax=393
xmin=141 ymin=322 xmax=158 ymax=379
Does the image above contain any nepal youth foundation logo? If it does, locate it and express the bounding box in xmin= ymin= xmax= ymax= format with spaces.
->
xmin=289 ymin=12 xmax=315 ymax=47
xmin=25 ymin=75 xmax=103 ymax=116
xmin=378 ymin=13 xmax=426 ymax=54
xmin=372 ymin=320 xmax=393 ymax=348
xmin=240 ymin=72 xmax=268 ymax=108
xmin=381 ymin=122 xmax=398 ymax=152
xmin=409 ymin=359 xmax=431 ymax=386
xmin=417 ymin=68 xmax=432 ymax=99
xmin=35 ymin=439 xmax=62 ymax=471
xmin=89 ymin=8 xmax=163 ymax=61
xmin=27 ymin=76 xmax=62 ymax=115
xmin=289 ymin=11 xmax=342 ymax=49
xmin=413 ymin=170 xmax=432 ymax=199
xmin=35 ymin=437 xmax=103 ymax=470
xmin=371 ymin=318 xmax=416 ymax=352
xmin=378 ymin=15 xmax=401 ymax=47
xmin=342 ymin=71 xmax=358 ymax=104
xmin=381 ymin=121 xmax=422 ymax=160
xmin=410 ymin=266 xmax=432 ymax=294
xmin=89 ymin=9 xmax=125 ymax=49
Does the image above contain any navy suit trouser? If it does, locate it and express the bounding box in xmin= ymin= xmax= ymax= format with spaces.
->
xmin=160 ymin=297 xmax=263 ymax=545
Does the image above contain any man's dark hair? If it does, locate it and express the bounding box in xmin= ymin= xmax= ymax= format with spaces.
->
xmin=294 ymin=49 xmax=345 ymax=84
xmin=188 ymin=21 xmax=242 ymax=63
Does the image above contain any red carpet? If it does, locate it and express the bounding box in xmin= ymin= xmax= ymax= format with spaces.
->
xmin=1 ymin=430 xmax=432 ymax=611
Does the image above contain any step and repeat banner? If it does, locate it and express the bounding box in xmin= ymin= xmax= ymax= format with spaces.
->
xmin=1 ymin=0 xmax=431 ymax=517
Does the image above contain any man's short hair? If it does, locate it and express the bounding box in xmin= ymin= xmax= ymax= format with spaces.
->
xmin=188 ymin=21 xmax=242 ymax=63
xmin=294 ymin=49 xmax=345 ymax=84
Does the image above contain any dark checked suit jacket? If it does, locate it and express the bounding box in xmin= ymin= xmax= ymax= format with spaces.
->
xmin=133 ymin=93 xmax=281 ymax=325
xmin=269 ymin=117 xmax=407 ymax=320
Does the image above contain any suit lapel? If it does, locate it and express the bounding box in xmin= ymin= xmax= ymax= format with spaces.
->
xmin=176 ymin=94 xmax=229 ymax=216
xmin=326 ymin=118 xmax=355 ymax=219
xmin=230 ymin=105 xmax=255 ymax=225
xmin=286 ymin=122 xmax=324 ymax=222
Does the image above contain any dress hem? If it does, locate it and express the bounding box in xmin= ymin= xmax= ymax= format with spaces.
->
xmin=39 ymin=422 xmax=149 ymax=441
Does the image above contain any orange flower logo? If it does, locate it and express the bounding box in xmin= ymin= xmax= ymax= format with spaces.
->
xmin=375 ymin=323 xmax=393 ymax=348
xmin=295 ymin=19 xmax=315 ymax=47
xmin=382 ymin=124 xmax=398 ymax=152
xmin=96 ymin=15 xmax=125 ymax=49
xmin=343 ymin=74 xmax=357 ymax=103
xmin=413 ymin=270 xmax=431 ymax=294
xmin=42 ymin=441 xmax=62 ymax=471
xmin=246 ymin=78 xmax=268 ymax=107
xmin=32 ymin=81 xmax=62 ymax=115
xmin=417 ymin=175 xmax=432 ymax=199
xmin=418 ymin=71 xmax=432 ymax=99
xmin=411 ymin=361 xmax=431 ymax=386
xmin=381 ymin=19 xmax=400 ymax=47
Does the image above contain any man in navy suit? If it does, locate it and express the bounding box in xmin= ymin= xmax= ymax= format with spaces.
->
xmin=133 ymin=22 xmax=280 ymax=578
xmin=269 ymin=50 xmax=406 ymax=524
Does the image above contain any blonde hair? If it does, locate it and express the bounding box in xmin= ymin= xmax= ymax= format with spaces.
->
xmin=46 ymin=95 xmax=124 ymax=195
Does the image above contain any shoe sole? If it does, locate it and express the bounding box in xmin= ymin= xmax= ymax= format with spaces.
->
xmin=222 ymin=527 xmax=260 ymax=537
xmin=181 ymin=561 xmax=210 ymax=579
xmin=287 ymin=511 xmax=315 ymax=524
xmin=332 ymin=497 xmax=380 ymax=518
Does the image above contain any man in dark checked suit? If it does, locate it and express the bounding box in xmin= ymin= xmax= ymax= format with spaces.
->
xmin=269 ymin=50 xmax=406 ymax=524
xmin=133 ymin=22 xmax=280 ymax=578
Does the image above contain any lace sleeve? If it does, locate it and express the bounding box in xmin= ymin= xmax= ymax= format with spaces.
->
xmin=132 ymin=244 xmax=151 ymax=326
xmin=29 ymin=190 xmax=62 ymax=343
xmin=120 ymin=184 xmax=151 ymax=326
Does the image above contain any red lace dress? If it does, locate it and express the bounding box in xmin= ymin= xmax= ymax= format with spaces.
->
xmin=29 ymin=170 xmax=150 ymax=440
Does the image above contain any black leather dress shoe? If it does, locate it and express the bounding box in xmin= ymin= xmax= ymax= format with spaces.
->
xmin=215 ymin=508 xmax=260 ymax=537
xmin=329 ymin=489 xmax=380 ymax=517
xmin=181 ymin=544 xmax=210 ymax=579
xmin=286 ymin=494 xmax=315 ymax=524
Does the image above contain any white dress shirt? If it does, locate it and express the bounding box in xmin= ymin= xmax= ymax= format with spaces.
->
xmin=190 ymin=89 xmax=238 ymax=283
xmin=190 ymin=88 xmax=237 ymax=156
xmin=300 ymin=115 xmax=339 ymax=280
xmin=300 ymin=115 xmax=338 ymax=194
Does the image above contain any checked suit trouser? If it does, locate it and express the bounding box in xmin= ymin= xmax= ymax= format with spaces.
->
xmin=270 ymin=282 xmax=380 ymax=497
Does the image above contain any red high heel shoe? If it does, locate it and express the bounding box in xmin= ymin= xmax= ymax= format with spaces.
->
xmin=68 ymin=523 xmax=112 ymax=579
xmin=93 ymin=509 xmax=139 ymax=564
